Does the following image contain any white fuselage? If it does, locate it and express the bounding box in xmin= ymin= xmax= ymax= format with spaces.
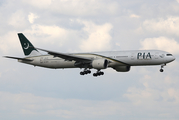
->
xmin=18 ymin=50 xmax=175 ymax=69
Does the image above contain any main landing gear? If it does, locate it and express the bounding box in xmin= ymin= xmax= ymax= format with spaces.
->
xmin=93 ymin=70 xmax=104 ymax=77
xmin=160 ymin=64 xmax=166 ymax=72
xmin=79 ymin=69 xmax=104 ymax=77
xmin=80 ymin=69 xmax=91 ymax=75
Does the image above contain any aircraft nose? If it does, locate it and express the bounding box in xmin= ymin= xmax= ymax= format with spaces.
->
xmin=169 ymin=56 xmax=175 ymax=62
xmin=172 ymin=56 xmax=176 ymax=61
xmin=165 ymin=54 xmax=175 ymax=63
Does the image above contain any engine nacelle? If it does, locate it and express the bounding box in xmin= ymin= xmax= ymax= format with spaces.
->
xmin=92 ymin=59 xmax=108 ymax=69
xmin=113 ymin=66 xmax=131 ymax=72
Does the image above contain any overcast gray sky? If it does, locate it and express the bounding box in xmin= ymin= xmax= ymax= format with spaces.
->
xmin=0 ymin=0 xmax=179 ymax=120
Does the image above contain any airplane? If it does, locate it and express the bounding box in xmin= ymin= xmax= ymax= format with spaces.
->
xmin=4 ymin=33 xmax=175 ymax=77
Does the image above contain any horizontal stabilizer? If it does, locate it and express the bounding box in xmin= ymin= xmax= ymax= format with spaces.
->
xmin=4 ymin=56 xmax=33 ymax=61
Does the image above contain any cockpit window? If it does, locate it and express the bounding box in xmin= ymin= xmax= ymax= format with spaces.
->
xmin=166 ymin=54 xmax=173 ymax=56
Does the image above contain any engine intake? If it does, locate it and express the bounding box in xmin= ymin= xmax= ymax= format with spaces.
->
xmin=92 ymin=59 xmax=108 ymax=69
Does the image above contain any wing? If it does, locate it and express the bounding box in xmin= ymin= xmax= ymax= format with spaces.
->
xmin=4 ymin=56 xmax=33 ymax=61
xmin=36 ymin=48 xmax=92 ymax=62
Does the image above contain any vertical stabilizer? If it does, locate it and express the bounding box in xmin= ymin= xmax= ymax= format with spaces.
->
xmin=18 ymin=33 xmax=41 ymax=56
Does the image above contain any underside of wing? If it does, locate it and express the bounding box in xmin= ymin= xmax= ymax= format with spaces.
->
xmin=36 ymin=48 xmax=92 ymax=62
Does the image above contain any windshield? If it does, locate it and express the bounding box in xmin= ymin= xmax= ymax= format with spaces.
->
xmin=166 ymin=54 xmax=173 ymax=56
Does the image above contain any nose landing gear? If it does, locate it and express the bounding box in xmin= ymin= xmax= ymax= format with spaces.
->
xmin=160 ymin=64 xmax=166 ymax=72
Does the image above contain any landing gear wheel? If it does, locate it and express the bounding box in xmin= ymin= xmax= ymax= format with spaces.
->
xmin=100 ymin=72 xmax=104 ymax=75
xmin=97 ymin=72 xmax=101 ymax=76
xmin=93 ymin=73 xmax=97 ymax=77
xmin=80 ymin=72 xmax=84 ymax=75
xmin=93 ymin=70 xmax=104 ymax=77
xmin=87 ymin=70 xmax=91 ymax=74
xmin=160 ymin=64 xmax=166 ymax=73
xmin=160 ymin=69 xmax=164 ymax=72
xmin=80 ymin=69 xmax=91 ymax=75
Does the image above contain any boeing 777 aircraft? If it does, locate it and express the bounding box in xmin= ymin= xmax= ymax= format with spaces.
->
xmin=4 ymin=33 xmax=175 ymax=77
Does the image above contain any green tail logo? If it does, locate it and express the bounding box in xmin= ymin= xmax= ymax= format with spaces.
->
xmin=18 ymin=33 xmax=40 ymax=56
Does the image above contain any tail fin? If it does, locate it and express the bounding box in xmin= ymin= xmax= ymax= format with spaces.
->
xmin=18 ymin=33 xmax=41 ymax=56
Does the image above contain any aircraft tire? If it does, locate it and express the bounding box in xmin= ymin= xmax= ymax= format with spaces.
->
xmin=93 ymin=73 xmax=97 ymax=77
xmin=160 ymin=69 xmax=164 ymax=72
xmin=80 ymin=72 xmax=84 ymax=75
xmin=84 ymin=71 xmax=88 ymax=74
xmin=100 ymin=72 xmax=104 ymax=75
xmin=87 ymin=70 xmax=91 ymax=74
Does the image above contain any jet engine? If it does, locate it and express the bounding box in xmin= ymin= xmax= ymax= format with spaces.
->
xmin=92 ymin=59 xmax=108 ymax=69
xmin=113 ymin=66 xmax=131 ymax=72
